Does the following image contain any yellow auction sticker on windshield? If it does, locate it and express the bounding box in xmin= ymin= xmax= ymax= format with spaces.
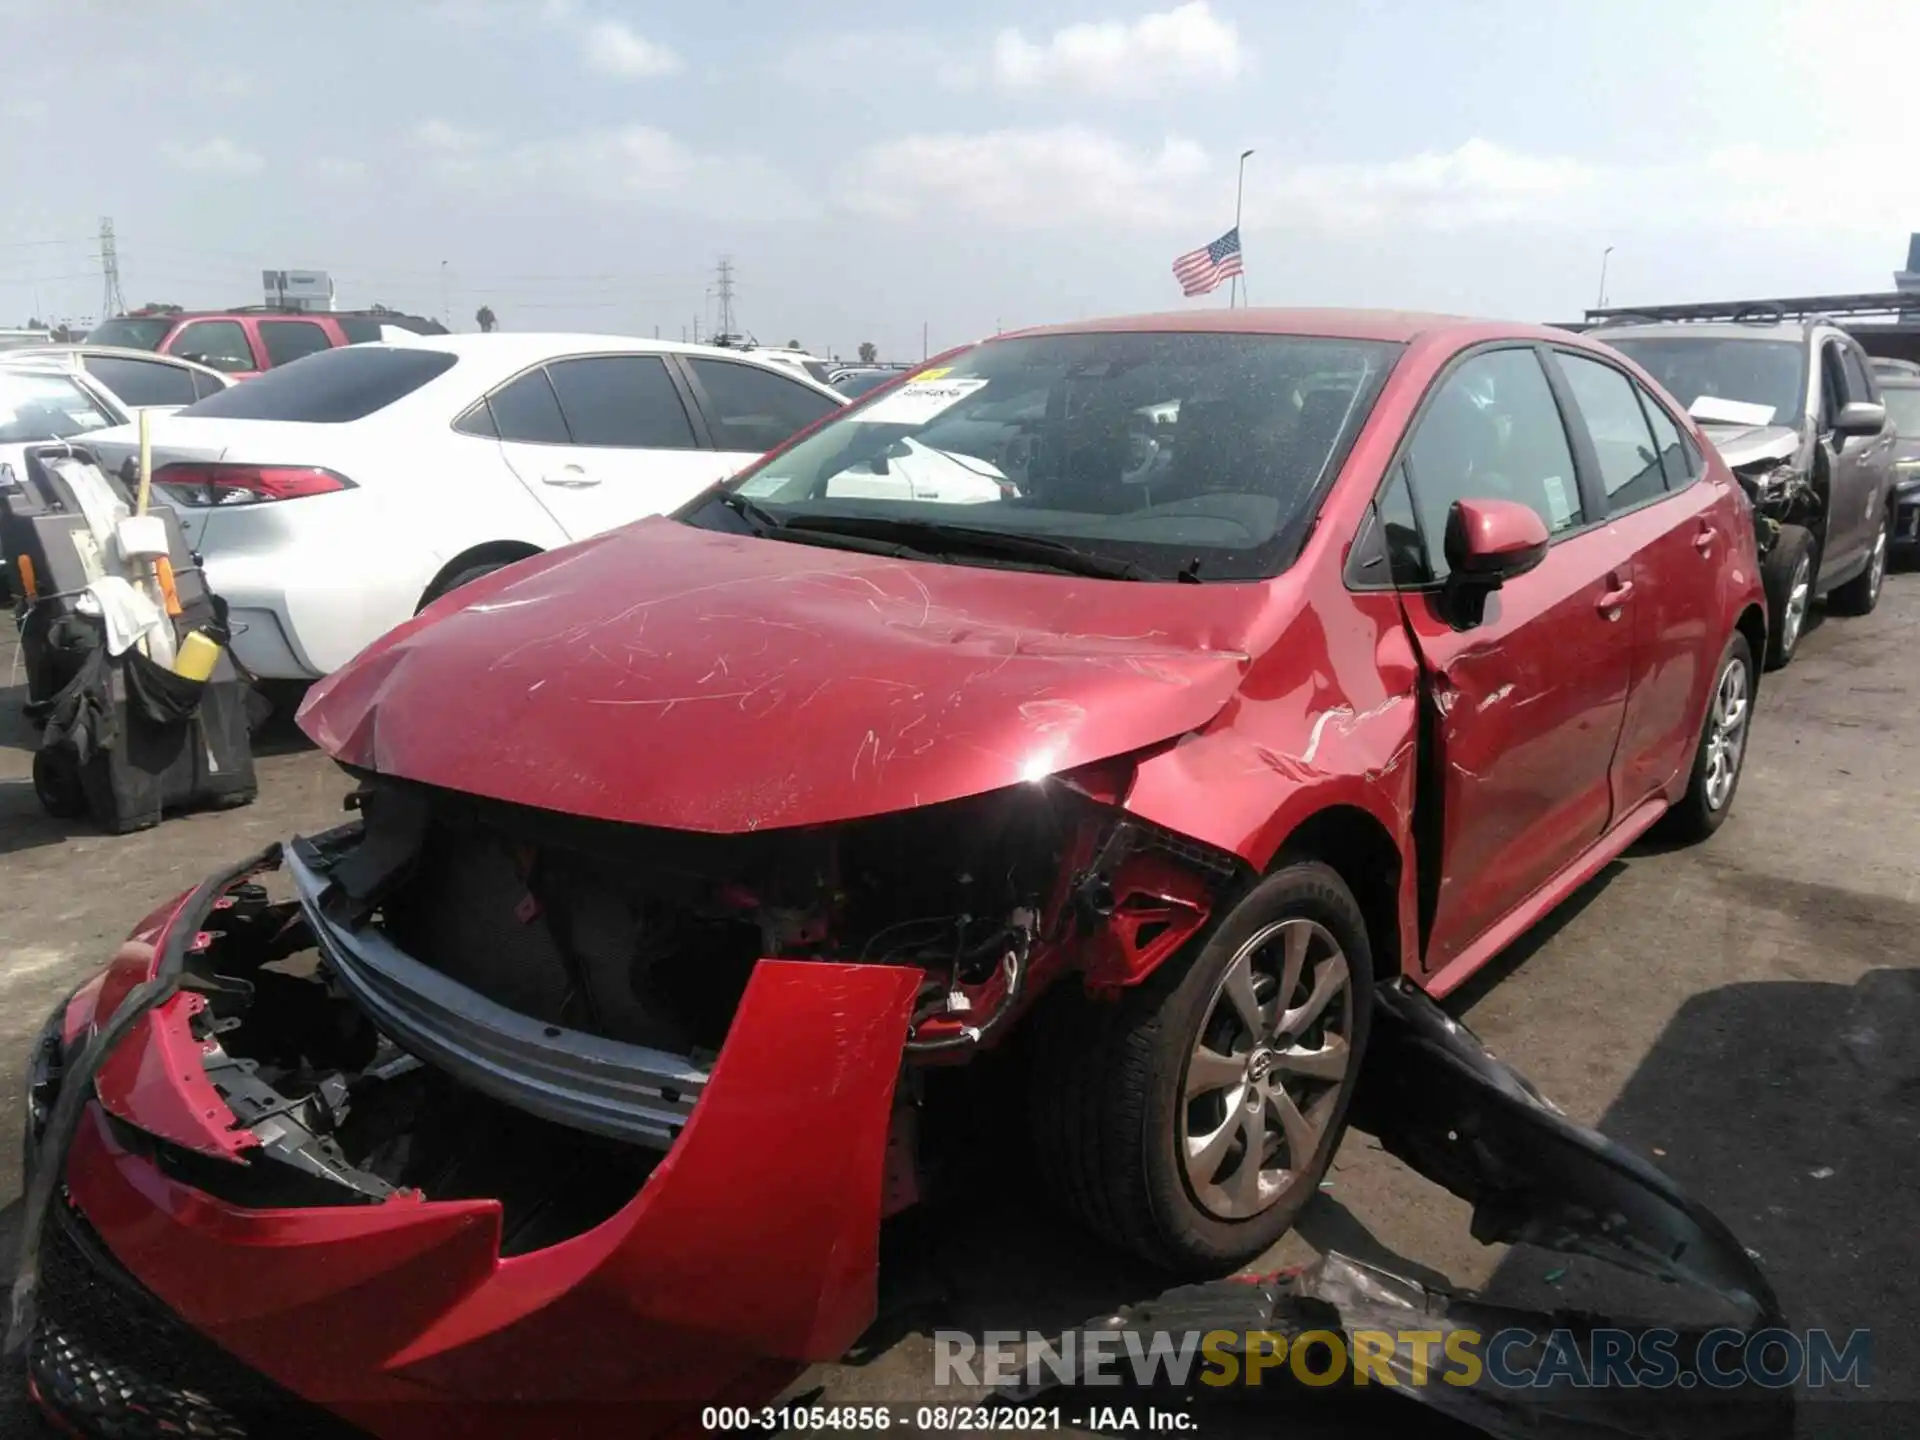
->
xmin=914 ymin=367 xmax=952 ymax=382
xmin=850 ymin=377 xmax=988 ymax=426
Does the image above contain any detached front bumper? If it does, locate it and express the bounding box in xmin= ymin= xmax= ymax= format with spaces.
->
xmin=21 ymin=852 xmax=922 ymax=1440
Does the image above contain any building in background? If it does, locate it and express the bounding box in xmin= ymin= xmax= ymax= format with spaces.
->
xmin=262 ymin=270 xmax=336 ymax=312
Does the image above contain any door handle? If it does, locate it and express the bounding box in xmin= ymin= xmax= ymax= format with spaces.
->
xmin=1596 ymin=580 xmax=1634 ymax=615
xmin=541 ymin=466 xmax=599 ymax=488
xmin=1693 ymin=522 xmax=1716 ymax=556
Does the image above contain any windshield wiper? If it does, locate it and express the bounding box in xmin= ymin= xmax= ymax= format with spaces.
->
xmin=778 ymin=515 xmax=1157 ymax=581
xmin=718 ymin=490 xmax=785 ymax=531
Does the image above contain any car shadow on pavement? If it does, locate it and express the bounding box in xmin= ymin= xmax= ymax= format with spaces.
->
xmin=1474 ymin=868 xmax=1920 ymax=1435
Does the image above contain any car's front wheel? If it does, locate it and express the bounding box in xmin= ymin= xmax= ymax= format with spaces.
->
xmin=1759 ymin=523 xmax=1816 ymax=670
xmin=1030 ymin=861 xmax=1373 ymax=1275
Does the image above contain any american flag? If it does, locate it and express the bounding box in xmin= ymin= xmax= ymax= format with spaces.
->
xmin=1172 ymin=227 xmax=1244 ymax=298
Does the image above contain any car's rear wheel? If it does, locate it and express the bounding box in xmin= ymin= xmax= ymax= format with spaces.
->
xmin=1030 ymin=861 xmax=1372 ymax=1275
xmin=1663 ymin=630 xmax=1755 ymax=842
xmin=1760 ymin=523 xmax=1815 ymax=670
xmin=1827 ymin=511 xmax=1889 ymax=616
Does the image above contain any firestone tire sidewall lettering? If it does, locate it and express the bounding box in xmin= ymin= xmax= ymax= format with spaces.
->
xmin=1137 ymin=861 xmax=1375 ymax=1272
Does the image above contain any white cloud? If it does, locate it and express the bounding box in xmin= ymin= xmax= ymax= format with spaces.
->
xmin=579 ymin=17 xmax=682 ymax=78
xmin=2 ymin=96 xmax=49 ymax=125
xmin=419 ymin=125 xmax=804 ymax=219
xmin=158 ymin=137 xmax=264 ymax=176
xmin=1252 ymin=137 xmax=1920 ymax=241
xmin=1268 ymin=139 xmax=1597 ymax=232
xmin=842 ymin=127 xmax=1210 ymax=229
xmin=774 ymin=30 xmax=973 ymax=89
xmin=314 ymin=156 xmax=368 ymax=183
xmin=991 ymin=2 xmax=1244 ymax=96
xmin=412 ymin=118 xmax=486 ymax=152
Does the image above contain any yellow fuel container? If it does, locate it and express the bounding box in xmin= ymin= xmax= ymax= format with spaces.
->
xmin=172 ymin=629 xmax=222 ymax=682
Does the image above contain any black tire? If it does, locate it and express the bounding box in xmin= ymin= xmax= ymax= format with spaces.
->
xmin=32 ymin=750 xmax=86 ymax=821
xmin=417 ymin=560 xmax=511 ymax=614
xmin=1663 ymin=630 xmax=1756 ymax=843
xmin=1759 ymin=524 xmax=1815 ymax=671
xmin=1827 ymin=510 xmax=1889 ymax=617
xmin=1030 ymin=861 xmax=1374 ymax=1276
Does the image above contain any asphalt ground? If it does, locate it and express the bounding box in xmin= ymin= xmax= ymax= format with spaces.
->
xmin=1 ymin=568 xmax=1915 ymax=1437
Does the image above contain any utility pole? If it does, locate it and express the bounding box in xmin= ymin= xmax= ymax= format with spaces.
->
xmin=922 ymin=321 xmax=928 ymax=360
xmin=98 ymin=217 xmax=125 ymax=318
xmin=714 ymin=256 xmax=736 ymax=342
xmin=1596 ymin=245 xmax=1614 ymax=309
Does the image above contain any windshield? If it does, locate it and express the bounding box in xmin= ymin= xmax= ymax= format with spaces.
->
xmin=1880 ymin=385 xmax=1920 ymax=435
xmin=1606 ymin=336 xmax=1806 ymax=427
xmin=87 ymin=317 xmax=174 ymax=351
xmin=0 ymin=371 xmax=119 ymax=442
xmin=834 ymin=371 xmax=897 ymax=399
xmin=684 ymin=330 xmax=1402 ymax=581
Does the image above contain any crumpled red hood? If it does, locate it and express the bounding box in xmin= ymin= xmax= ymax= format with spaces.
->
xmin=298 ymin=519 xmax=1268 ymax=831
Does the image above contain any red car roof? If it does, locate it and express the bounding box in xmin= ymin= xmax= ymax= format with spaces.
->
xmin=997 ymin=307 xmax=1568 ymax=347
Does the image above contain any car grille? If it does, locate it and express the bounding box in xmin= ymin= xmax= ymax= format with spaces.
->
xmin=29 ymin=1198 xmax=367 ymax=1440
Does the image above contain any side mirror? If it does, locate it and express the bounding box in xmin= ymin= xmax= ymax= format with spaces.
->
xmin=1440 ymin=497 xmax=1549 ymax=628
xmin=1834 ymin=400 xmax=1886 ymax=438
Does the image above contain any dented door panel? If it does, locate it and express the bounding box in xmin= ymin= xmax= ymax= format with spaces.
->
xmin=1396 ymin=525 xmax=1638 ymax=975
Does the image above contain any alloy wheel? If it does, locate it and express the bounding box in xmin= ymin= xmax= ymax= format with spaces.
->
xmin=1781 ymin=554 xmax=1812 ymax=655
xmin=1868 ymin=524 xmax=1888 ymax=604
xmin=1703 ymin=654 xmax=1751 ymax=812
xmin=1179 ymin=918 xmax=1356 ymax=1220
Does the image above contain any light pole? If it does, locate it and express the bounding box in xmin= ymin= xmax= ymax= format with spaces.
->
xmin=440 ymin=260 xmax=449 ymax=327
xmin=1596 ymin=245 xmax=1614 ymax=310
xmin=1231 ymin=148 xmax=1254 ymax=308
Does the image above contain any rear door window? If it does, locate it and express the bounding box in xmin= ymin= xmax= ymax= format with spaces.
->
xmin=189 ymin=368 xmax=226 ymax=400
xmin=82 ymin=355 xmax=198 ymax=408
xmin=179 ymin=345 xmax=458 ymax=423
xmin=259 ymin=320 xmax=334 ymax=368
xmin=545 ymin=355 xmax=698 ymax=449
xmin=168 ymin=320 xmax=256 ymax=373
xmin=684 ymin=358 xmax=840 ymax=453
xmin=483 ymin=368 xmax=571 ymax=444
xmin=1637 ymin=384 xmax=1694 ymax=487
xmin=1556 ymin=352 xmax=1668 ymax=511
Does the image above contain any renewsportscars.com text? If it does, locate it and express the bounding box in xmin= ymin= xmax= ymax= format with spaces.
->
xmin=934 ymin=1326 xmax=1872 ymax=1392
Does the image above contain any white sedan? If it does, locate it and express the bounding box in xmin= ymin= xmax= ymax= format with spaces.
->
xmin=82 ymin=334 xmax=848 ymax=683
xmin=3 ymin=344 xmax=232 ymax=416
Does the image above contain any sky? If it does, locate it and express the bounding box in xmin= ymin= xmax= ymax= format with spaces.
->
xmin=3 ymin=0 xmax=1919 ymax=363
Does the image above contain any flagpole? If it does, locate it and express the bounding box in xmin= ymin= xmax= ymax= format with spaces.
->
xmin=1231 ymin=148 xmax=1254 ymax=308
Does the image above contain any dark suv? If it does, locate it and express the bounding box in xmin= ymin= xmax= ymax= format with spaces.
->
xmin=1598 ymin=309 xmax=1894 ymax=668
xmin=86 ymin=307 xmax=448 ymax=380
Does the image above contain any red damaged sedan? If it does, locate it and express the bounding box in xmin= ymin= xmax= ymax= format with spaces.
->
xmin=20 ymin=311 xmax=1768 ymax=1437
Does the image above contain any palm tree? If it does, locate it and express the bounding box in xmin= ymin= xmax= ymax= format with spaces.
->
xmin=858 ymin=341 xmax=877 ymax=364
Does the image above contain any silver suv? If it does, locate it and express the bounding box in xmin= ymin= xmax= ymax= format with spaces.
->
xmin=1597 ymin=309 xmax=1894 ymax=668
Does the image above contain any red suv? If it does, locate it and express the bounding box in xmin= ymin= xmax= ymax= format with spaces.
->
xmin=23 ymin=311 xmax=1765 ymax=1438
xmin=86 ymin=307 xmax=448 ymax=380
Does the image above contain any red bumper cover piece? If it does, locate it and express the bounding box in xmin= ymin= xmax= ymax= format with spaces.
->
xmin=63 ymin=957 xmax=921 ymax=1438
